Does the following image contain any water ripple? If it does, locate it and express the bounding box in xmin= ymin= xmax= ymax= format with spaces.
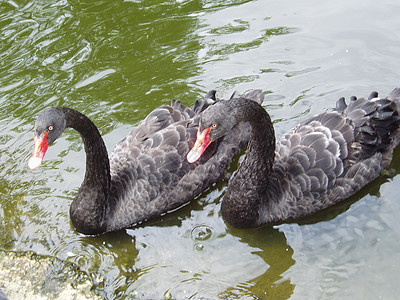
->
xmin=1 ymin=0 xmax=400 ymax=299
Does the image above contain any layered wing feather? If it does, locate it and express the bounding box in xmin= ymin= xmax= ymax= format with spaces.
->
xmin=265 ymin=89 xmax=400 ymax=223
xmin=106 ymin=91 xmax=253 ymax=231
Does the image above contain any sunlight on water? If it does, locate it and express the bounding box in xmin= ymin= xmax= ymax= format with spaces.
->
xmin=1 ymin=0 xmax=400 ymax=298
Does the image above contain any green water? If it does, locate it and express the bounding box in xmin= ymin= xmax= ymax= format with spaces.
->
xmin=1 ymin=0 xmax=400 ymax=298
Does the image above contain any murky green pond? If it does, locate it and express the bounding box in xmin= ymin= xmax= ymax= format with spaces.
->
xmin=1 ymin=0 xmax=400 ymax=298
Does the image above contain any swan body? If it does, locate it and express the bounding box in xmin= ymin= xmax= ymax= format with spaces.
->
xmin=29 ymin=91 xmax=256 ymax=235
xmin=187 ymin=89 xmax=400 ymax=228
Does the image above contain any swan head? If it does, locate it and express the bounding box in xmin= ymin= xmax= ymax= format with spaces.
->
xmin=29 ymin=107 xmax=66 ymax=169
xmin=187 ymin=100 xmax=236 ymax=163
xmin=187 ymin=90 xmax=265 ymax=163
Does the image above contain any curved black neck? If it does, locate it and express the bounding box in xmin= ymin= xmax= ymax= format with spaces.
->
xmin=62 ymin=108 xmax=111 ymax=235
xmin=221 ymin=99 xmax=275 ymax=228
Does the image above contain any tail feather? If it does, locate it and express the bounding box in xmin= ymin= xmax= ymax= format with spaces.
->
xmin=193 ymin=90 xmax=217 ymax=114
xmin=387 ymin=87 xmax=400 ymax=109
xmin=387 ymin=87 xmax=400 ymax=100
xmin=243 ymin=89 xmax=265 ymax=105
xmin=333 ymin=88 xmax=400 ymax=161
xmin=368 ymin=91 xmax=378 ymax=100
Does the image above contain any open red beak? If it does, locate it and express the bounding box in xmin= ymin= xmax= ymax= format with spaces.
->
xmin=28 ymin=132 xmax=49 ymax=169
xmin=187 ymin=127 xmax=212 ymax=163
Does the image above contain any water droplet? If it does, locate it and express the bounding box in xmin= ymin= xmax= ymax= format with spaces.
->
xmin=191 ymin=225 xmax=213 ymax=241
xmin=193 ymin=243 xmax=205 ymax=251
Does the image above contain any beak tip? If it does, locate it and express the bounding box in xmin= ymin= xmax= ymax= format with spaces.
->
xmin=28 ymin=157 xmax=42 ymax=169
xmin=187 ymin=150 xmax=201 ymax=163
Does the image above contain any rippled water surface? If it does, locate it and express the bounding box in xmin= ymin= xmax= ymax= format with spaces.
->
xmin=1 ymin=0 xmax=400 ymax=298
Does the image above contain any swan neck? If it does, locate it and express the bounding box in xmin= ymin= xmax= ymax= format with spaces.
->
xmin=237 ymin=99 xmax=276 ymax=185
xmin=221 ymin=99 xmax=276 ymax=228
xmin=62 ymin=108 xmax=110 ymax=235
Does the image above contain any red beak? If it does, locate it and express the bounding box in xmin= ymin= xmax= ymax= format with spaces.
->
xmin=187 ymin=127 xmax=212 ymax=163
xmin=28 ymin=132 xmax=49 ymax=169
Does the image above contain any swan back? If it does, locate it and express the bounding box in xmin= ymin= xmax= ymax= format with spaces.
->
xmin=264 ymin=89 xmax=400 ymax=224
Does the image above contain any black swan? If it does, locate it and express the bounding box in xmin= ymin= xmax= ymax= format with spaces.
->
xmin=28 ymin=91 xmax=260 ymax=235
xmin=187 ymin=88 xmax=400 ymax=228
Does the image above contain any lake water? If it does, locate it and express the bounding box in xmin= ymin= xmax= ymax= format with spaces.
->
xmin=1 ymin=0 xmax=400 ymax=298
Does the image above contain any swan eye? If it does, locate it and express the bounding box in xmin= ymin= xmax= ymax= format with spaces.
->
xmin=48 ymin=125 xmax=54 ymax=131
xmin=211 ymin=124 xmax=218 ymax=129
